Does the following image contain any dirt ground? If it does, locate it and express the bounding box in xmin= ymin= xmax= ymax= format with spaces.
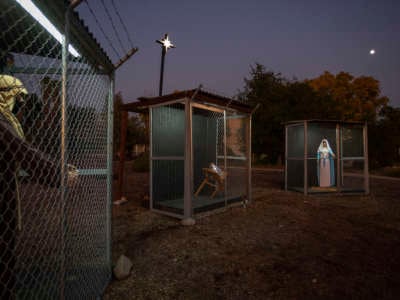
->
xmin=104 ymin=165 xmax=400 ymax=300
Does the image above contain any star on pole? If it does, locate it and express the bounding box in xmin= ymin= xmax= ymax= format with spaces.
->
xmin=156 ymin=33 xmax=175 ymax=51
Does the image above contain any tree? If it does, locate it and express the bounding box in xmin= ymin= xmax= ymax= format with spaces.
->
xmin=369 ymin=106 xmax=400 ymax=167
xmin=238 ymin=63 xmax=288 ymax=164
xmin=307 ymin=71 xmax=389 ymax=122
xmin=126 ymin=113 xmax=147 ymax=151
xmin=238 ymin=64 xmax=331 ymax=164
xmin=113 ymin=92 xmax=147 ymax=159
xmin=284 ymin=80 xmax=336 ymax=120
xmin=239 ymin=65 xmax=392 ymax=167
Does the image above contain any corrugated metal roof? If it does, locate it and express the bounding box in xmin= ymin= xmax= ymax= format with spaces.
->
xmin=0 ymin=0 xmax=114 ymax=73
xmin=121 ymin=89 xmax=254 ymax=114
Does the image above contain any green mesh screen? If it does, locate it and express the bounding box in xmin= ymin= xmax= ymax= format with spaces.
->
xmin=152 ymin=160 xmax=184 ymax=214
xmin=341 ymin=159 xmax=365 ymax=192
xmin=192 ymin=108 xmax=220 ymax=195
xmin=286 ymin=159 xmax=304 ymax=190
xmin=287 ymin=124 xmax=304 ymax=158
xmin=152 ymin=103 xmax=185 ymax=157
xmin=341 ymin=125 xmax=364 ymax=157
xmin=225 ymin=114 xmax=248 ymax=201
xmin=307 ymin=123 xmax=337 ymax=158
xmin=151 ymin=103 xmax=185 ymax=215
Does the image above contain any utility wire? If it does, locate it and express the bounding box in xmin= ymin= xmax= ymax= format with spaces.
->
xmin=111 ymin=0 xmax=135 ymax=49
xmin=100 ymin=0 xmax=127 ymax=54
xmin=84 ymin=0 xmax=121 ymax=59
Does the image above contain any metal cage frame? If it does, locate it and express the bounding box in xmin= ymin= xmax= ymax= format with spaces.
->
xmin=284 ymin=120 xmax=369 ymax=195
xmin=119 ymin=89 xmax=253 ymax=219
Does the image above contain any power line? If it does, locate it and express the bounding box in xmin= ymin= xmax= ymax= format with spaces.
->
xmin=111 ymin=0 xmax=135 ymax=49
xmin=84 ymin=0 xmax=121 ymax=59
xmin=100 ymin=0 xmax=127 ymax=55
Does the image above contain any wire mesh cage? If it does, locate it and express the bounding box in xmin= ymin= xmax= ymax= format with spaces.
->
xmin=131 ymin=90 xmax=253 ymax=219
xmin=1 ymin=1 xmax=113 ymax=298
xmin=285 ymin=120 xmax=369 ymax=195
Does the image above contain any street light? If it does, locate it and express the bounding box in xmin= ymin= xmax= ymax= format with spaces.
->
xmin=156 ymin=33 xmax=175 ymax=96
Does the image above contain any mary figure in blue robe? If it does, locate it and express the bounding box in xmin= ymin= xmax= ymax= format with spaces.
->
xmin=317 ymin=138 xmax=336 ymax=187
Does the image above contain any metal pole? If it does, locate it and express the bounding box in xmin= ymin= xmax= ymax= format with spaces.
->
xmin=336 ymin=123 xmax=341 ymax=193
xmin=216 ymin=117 xmax=219 ymax=165
xmin=224 ymin=110 xmax=227 ymax=207
xmin=183 ymin=98 xmax=193 ymax=218
xmin=60 ymin=5 xmax=72 ymax=300
xmin=247 ymin=115 xmax=252 ymax=201
xmin=304 ymin=121 xmax=308 ymax=195
xmin=159 ymin=47 xmax=166 ymax=96
xmin=117 ymin=111 xmax=128 ymax=201
xmin=364 ymin=122 xmax=370 ymax=194
xmin=284 ymin=125 xmax=288 ymax=191
xmin=149 ymin=108 xmax=153 ymax=209
xmin=340 ymin=125 xmax=344 ymax=187
xmin=106 ymin=71 xmax=114 ymax=280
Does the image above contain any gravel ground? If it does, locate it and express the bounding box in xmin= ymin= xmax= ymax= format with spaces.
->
xmin=104 ymin=166 xmax=400 ymax=300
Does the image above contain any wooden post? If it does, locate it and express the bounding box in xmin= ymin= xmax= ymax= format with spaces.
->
xmin=117 ymin=110 xmax=128 ymax=201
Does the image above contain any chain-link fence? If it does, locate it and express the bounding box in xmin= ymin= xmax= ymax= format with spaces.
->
xmin=1 ymin=1 xmax=113 ymax=298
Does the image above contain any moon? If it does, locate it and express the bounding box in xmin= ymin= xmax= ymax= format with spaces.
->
xmin=370 ymin=49 xmax=375 ymax=55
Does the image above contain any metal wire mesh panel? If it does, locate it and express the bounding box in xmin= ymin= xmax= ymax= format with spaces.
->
xmin=287 ymin=124 xmax=304 ymax=158
xmin=192 ymin=107 xmax=250 ymax=213
xmin=286 ymin=124 xmax=304 ymax=191
xmin=225 ymin=113 xmax=248 ymax=202
xmin=152 ymin=159 xmax=184 ymax=215
xmin=216 ymin=114 xmax=225 ymax=172
xmin=192 ymin=107 xmax=225 ymax=213
xmin=341 ymin=125 xmax=364 ymax=158
xmin=340 ymin=124 xmax=366 ymax=192
xmin=64 ymin=62 xmax=111 ymax=299
xmin=286 ymin=159 xmax=304 ymax=191
xmin=1 ymin=1 xmax=112 ymax=298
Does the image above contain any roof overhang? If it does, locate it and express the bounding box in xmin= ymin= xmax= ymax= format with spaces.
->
xmin=121 ymin=89 xmax=253 ymax=114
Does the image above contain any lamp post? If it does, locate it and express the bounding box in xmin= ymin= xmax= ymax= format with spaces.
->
xmin=156 ymin=33 xmax=175 ymax=96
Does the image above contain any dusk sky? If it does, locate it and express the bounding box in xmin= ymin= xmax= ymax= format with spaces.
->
xmin=77 ymin=0 xmax=400 ymax=107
